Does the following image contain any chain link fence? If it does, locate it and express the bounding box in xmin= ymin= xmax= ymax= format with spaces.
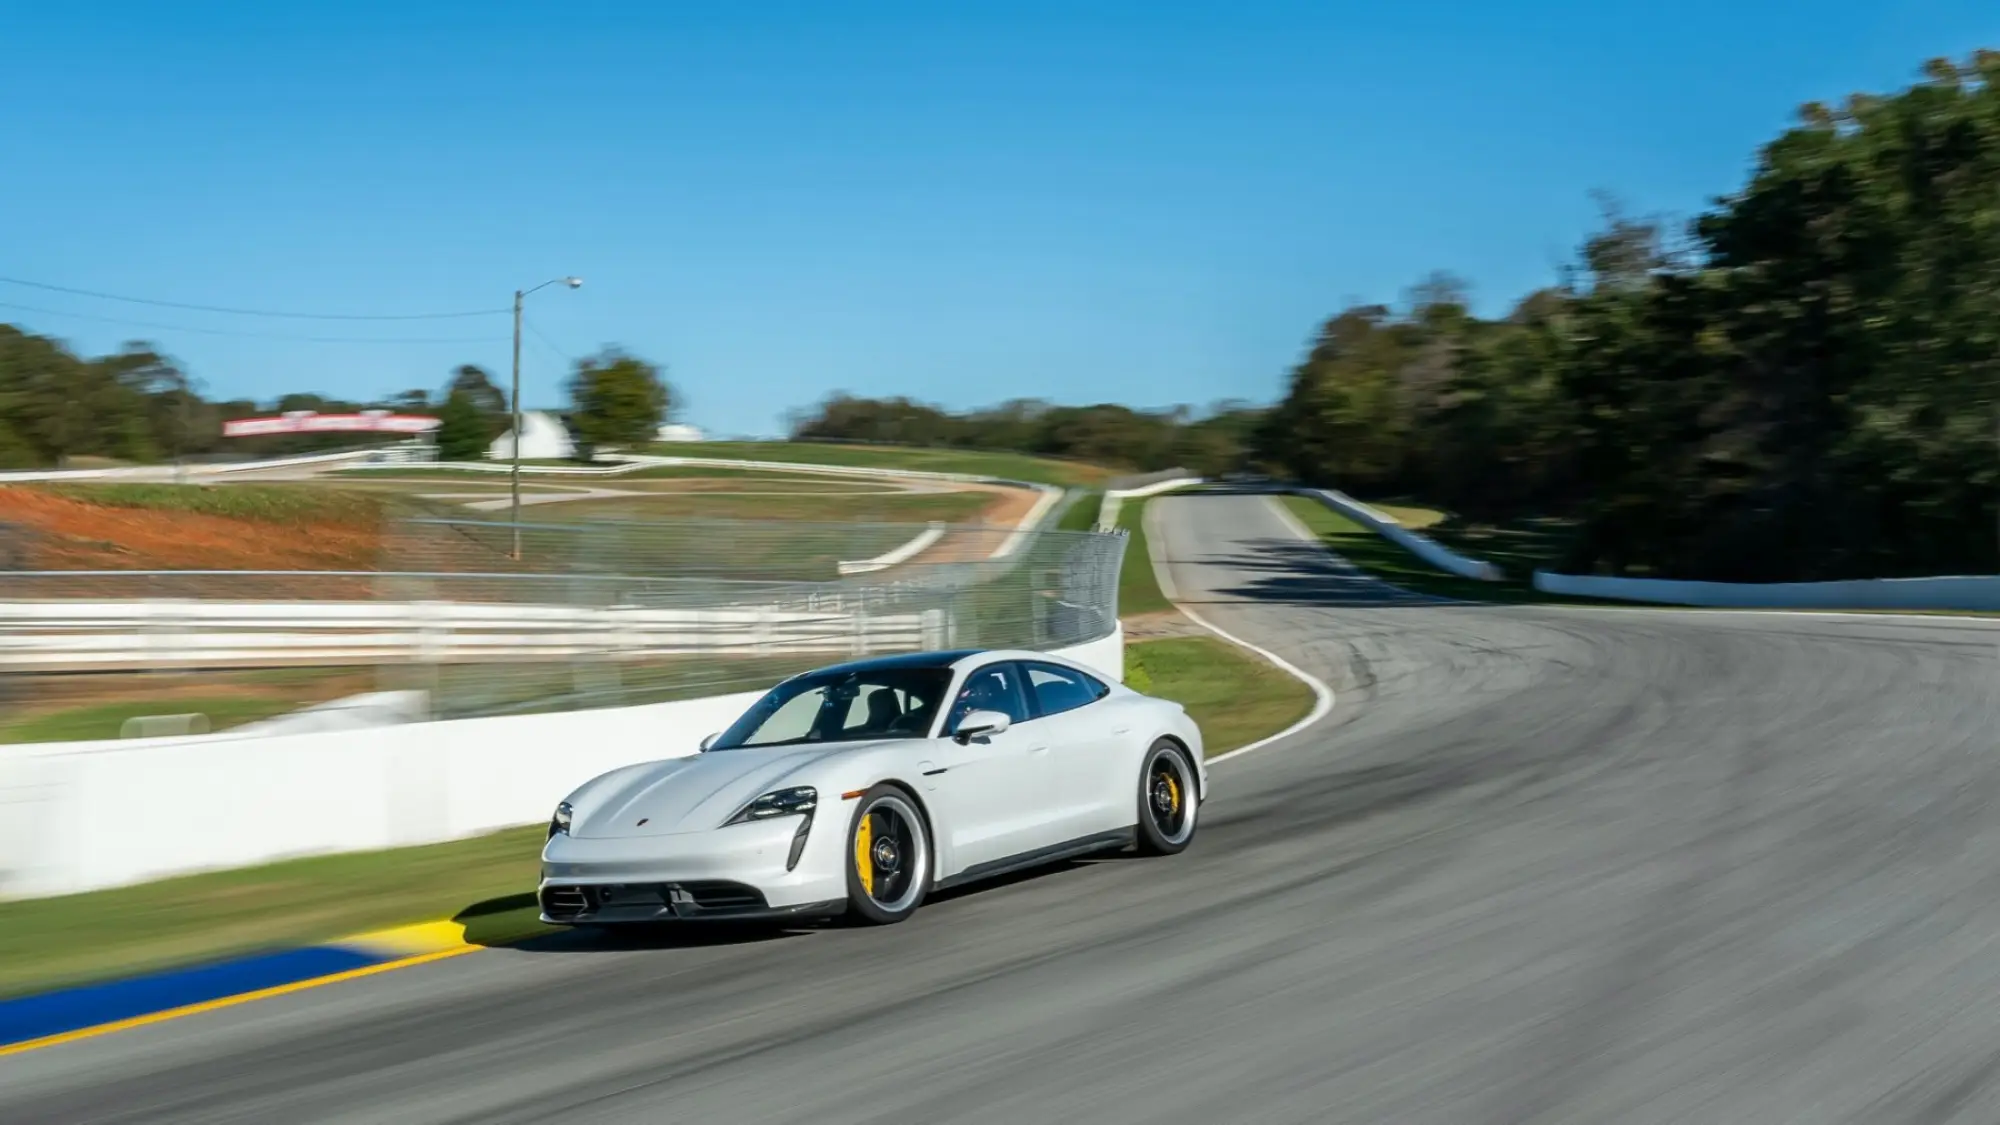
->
xmin=0 ymin=514 xmax=1128 ymax=724
xmin=374 ymin=514 xmax=1127 ymax=717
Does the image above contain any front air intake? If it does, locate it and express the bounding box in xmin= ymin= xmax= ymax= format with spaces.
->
xmin=541 ymin=885 xmax=589 ymax=921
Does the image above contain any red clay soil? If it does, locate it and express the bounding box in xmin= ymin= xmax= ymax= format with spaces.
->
xmin=0 ymin=487 xmax=384 ymax=572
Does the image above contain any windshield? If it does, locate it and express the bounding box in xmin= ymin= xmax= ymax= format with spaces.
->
xmin=708 ymin=666 xmax=954 ymax=750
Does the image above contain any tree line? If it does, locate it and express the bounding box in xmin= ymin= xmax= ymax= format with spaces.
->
xmin=788 ymin=394 xmax=1265 ymax=480
xmin=0 ymin=332 xmax=676 ymax=465
xmin=797 ymin=52 xmax=2000 ymax=581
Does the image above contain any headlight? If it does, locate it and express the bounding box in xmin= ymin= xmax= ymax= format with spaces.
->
xmin=548 ymin=801 xmax=573 ymax=839
xmin=726 ymin=786 xmax=818 ymax=825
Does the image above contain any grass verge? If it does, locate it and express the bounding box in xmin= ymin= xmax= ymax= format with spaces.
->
xmin=1126 ymin=636 xmax=1315 ymax=756
xmin=524 ymin=490 xmax=993 ymax=525
xmin=1116 ymin=498 xmax=1173 ymax=615
xmin=2 ymin=698 xmax=297 ymax=745
xmin=1055 ymin=490 xmax=1102 ymax=531
xmin=0 ymin=668 xmax=378 ymax=745
xmin=644 ymin=441 xmax=1111 ymax=488
xmin=0 ymin=827 xmax=553 ymax=999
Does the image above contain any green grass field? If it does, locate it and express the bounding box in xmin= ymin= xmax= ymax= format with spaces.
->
xmin=0 ymin=668 xmax=379 ymax=745
xmin=1055 ymin=490 xmax=1102 ymax=531
xmin=648 ymin=441 xmax=1110 ymax=488
xmin=331 ymin=463 xmax=869 ymax=485
xmin=521 ymin=489 xmax=994 ymax=525
xmin=35 ymin=483 xmax=403 ymax=525
xmin=1 ymin=698 xmax=292 ymax=744
xmin=1114 ymin=498 xmax=1173 ymax=615
xmin=1125 ymin=635 xmax=1315 ymax=756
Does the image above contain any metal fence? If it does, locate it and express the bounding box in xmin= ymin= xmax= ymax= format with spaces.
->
xmin=381 ymin=515 xmax=1042 ymax=583
xmin=376 ymin=513 xmax=1127 ymax=716
xmin=0 ymin=515 xmax=1128 ymax=723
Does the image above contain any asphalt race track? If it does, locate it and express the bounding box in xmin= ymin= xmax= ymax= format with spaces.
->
xmin=4 ymin=493 xmax=1998 ymax=1124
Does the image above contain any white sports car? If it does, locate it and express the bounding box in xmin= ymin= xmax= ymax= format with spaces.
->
xmin=539 ymin=647 xmax=1206 ymax=926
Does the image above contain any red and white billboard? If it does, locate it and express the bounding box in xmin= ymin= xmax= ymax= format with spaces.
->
xmin=222 ymin=410 xmax=440 ymax=438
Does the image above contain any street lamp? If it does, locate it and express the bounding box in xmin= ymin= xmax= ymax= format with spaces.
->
xmin=510 ymin=276 xmax=583 ymax=559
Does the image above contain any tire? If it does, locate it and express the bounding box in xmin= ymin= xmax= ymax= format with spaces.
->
xmin=1135 ymin=739 xmax=1199 ymax=856
xmin=844 ymin=785 xmax=932 ymax=925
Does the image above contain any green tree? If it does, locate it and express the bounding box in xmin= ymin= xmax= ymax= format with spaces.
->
xmin=434 ymin=392 xmax=490 ymax=461
xmin=445 ymin=365 xmax=508 ymax=441
xmin=566 ymin=349 xmax=673 ymax=449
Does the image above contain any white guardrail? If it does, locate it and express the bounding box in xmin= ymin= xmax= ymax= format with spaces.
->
xmin=0 ymin=600 xmax=941 ymax=671
xmin=1294 ymin=488 xmax=1503 ymax=582
xmin=0 ymin=627 xmax=1126 ymax=899
xmin=1095 ymin=475 xmax=1205 ymax=531
xmin=837 ymin=522 xmax=947 ymax=575
xmin=1534 ymin=570 xmax=2000 ymax=611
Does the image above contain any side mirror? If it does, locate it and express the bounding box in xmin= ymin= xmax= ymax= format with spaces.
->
xmin=699 ymin=732 xmax=719 ymax=751
xmin=953 ymin=710 xmax=1011 ymax=743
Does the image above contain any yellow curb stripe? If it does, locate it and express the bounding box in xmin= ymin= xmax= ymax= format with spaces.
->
xmin=0 ymin=944 xmax=481 ymax=1059
xmin=331 ymin=920 xmax=473 ymax=957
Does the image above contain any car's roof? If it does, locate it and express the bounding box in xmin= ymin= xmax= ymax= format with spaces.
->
xmin=805 ymin=647 xmax=1088 ymax=679
xmin=808 ymin=649 xmax=988 ymax=677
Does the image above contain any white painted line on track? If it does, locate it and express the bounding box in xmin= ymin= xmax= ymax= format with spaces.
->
xmin=1263 ymin=492 xmax=1322 ymax=548
xmin=1140 ymin=497 xmax=1336 ymax=766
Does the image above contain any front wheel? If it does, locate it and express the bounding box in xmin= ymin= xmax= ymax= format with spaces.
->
xmin=844 ymin=786 xmax=932 ymax=925
xmin=1135 ymin=740 xmax=1199 ymax=855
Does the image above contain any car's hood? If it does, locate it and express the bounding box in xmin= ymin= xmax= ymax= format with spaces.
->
xmin=570 ymin=740 xmax=903 ymax=838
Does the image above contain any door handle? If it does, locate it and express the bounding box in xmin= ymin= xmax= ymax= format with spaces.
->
xmin=1028 ymin=745 xmax=1050 ymax=754
xmin=1111 ymin=727 xmax=1131 ymax=735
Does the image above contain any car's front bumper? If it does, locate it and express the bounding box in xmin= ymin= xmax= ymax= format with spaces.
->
xmin=539 ymin=813 xmax=847 ymax=924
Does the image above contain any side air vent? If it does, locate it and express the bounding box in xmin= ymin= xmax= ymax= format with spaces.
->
xmin=541 ymin=885 xmax=589 ymax=921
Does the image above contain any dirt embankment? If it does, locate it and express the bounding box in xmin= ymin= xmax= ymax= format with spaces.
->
xmin=0 ymin=487 xmax=388 ymax=571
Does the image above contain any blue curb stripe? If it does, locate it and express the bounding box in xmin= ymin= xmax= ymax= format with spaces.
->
xmin=0 ymin=945 xmax=392 ymax=1047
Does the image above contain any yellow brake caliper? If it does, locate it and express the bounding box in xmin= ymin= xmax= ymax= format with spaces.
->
xmin=1165 ymin=772 xmax=1182 ymax=815
xmin=854 ymin=811 xmax=875 ymax=897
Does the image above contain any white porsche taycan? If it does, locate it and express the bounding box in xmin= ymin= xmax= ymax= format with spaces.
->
xmin=539 ymin=647 xmax=1206 ymax=926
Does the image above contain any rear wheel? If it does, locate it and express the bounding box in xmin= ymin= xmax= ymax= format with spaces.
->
xmin=844 ymin=786 xmax=931 ymax=925
xmin=1135 ymin=740 xmax=1199 ymax=855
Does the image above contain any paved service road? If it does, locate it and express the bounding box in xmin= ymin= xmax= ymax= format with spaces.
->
xmin=5 ymin=492 xmax=1998 ymax=1123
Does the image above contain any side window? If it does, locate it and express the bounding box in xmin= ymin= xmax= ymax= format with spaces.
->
xmin=1024 ymin=662 xmax=1108 ymax=719
xmin=837 ymin=682 xmax=936 ymax=737
xmin=946 ymin=664 xmax=1032 ymax=733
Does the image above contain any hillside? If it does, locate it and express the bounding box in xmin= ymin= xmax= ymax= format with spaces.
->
xmin=0 ymin=485 xmax=442 ymax=572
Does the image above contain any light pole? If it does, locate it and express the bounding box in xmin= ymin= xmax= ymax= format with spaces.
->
xmin=510 ymin=276 xmax=583 ymax=559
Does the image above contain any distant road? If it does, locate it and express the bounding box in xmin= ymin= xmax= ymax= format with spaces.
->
xmin=4 ymin=493 xmax=1996 ymax=1123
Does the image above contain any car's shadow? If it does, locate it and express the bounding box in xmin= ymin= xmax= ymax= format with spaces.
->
xmin=458 ymin=855 xmax=1127 ymax=955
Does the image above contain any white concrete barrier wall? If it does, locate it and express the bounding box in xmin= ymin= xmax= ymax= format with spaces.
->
xmin=837 ymin=523 xmax=947 ymax=575
xmin=1095 ymin=476 xmax=1203 ymax=532
xmin=1534 ymin=570 xmax=2000 ymax=611
xmin=0 ymin=626 xmax=1125 ymax=900
xmin=0 ymin=600 xmax=935 ymax=671
xmin=1295 ymin=488 xmax=1503 ymax=582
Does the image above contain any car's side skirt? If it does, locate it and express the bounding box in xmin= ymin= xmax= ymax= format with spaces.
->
xmin=933 ymin=827 xmax=1137 ymax=892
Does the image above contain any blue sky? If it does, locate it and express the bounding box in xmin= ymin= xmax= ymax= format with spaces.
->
xmin=3 ymin=2 xmax=1995 ymax=436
